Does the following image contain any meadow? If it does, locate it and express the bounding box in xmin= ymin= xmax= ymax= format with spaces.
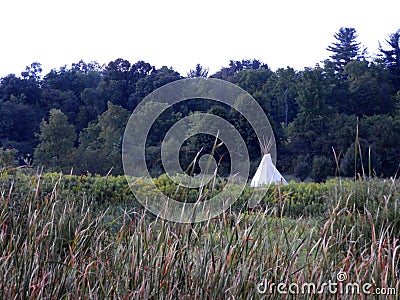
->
xmin=0 ymin=170 xmax=399 ymax=299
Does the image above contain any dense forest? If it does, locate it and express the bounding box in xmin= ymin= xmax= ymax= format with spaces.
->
xmin=1 ymin=27 xmax=400 ymax=182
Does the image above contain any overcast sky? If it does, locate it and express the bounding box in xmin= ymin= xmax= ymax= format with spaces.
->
xmin=1 ymin=0 xmax=399 ymax=78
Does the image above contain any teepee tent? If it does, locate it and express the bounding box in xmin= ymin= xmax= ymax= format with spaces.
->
xmin=250 ymin=153 xmax=288 ymax=187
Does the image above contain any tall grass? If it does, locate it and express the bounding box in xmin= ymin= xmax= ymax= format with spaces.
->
xmin=0 ymin=171 xmax=399 ymax=299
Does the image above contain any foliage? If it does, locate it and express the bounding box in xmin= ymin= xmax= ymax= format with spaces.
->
xmin=293 ymin=159 xmax=311 ymax=182
xmin=2 ymin=171 xmax=399 ymax=224
xmin=344 ymin=60 xmax=394 ymax=115
xmin=0 ymin=172 xmax=398 ymax=298
xmin=379 ymin=29 xmax=400 ymax=90
xmin=310 ymin=156 xmax=333 ymax=182
xmin=287 ymin=67 xmax=333 ymax=169
xmin=33 ymin=109 xmax=76 ymax=172
xmin=1 ymin=27 xmax=400 ymax=180
xmin=187 ymin=63 xmax=209 ymax=78
xmin=0 ymin=148 xmax=18 ymax=171
xmin=326 ymin=27 xmax=362 ymax=72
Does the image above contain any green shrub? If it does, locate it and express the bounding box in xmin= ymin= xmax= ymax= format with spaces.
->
xmin=293 ymin=160 xmax=311 ymax=181
xmin=1 ymin=171 xmax=398 ymax=231
xmin=311 ymin=155 xmax=332 ymax=182
xmin=0 ymin=148 xmax=18 ymax=171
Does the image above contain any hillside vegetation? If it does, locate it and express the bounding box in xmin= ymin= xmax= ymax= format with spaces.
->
xmin=1 ymin=28 xmax=400 ymax=181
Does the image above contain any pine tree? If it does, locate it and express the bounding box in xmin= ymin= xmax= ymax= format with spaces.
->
xmin=327 ymin=27 xmax=362 ymax=71
xmin=379 ymin=29 xmax=400 ymax=91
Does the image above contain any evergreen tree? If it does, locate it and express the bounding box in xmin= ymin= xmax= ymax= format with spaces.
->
xmin=379 ymin=29 xmax=400 ymax=91
xmin=327 ymin=27 xmax=362 ymax=72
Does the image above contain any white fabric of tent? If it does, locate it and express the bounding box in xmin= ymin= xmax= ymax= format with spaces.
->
xmin=250 ymin=153 xmax=288 ymax=187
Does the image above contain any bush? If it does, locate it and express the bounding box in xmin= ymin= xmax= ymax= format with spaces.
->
xmin=293 ymin=160 xmax=311 ymax=181
xmin=1 ymin=171 xmax=399 ymax=230
xmin=311 ymin=156 xmax=332 ymax=182
xmin=0 ymin=148 xmax=18 ymax=171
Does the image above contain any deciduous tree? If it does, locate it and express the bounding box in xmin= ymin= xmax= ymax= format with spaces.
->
xmin=34 ymin=109 xmax=76 ymax=171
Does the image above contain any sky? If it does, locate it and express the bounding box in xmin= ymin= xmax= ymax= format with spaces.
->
xmin=1 ymin=0 xmax=399 ymax=78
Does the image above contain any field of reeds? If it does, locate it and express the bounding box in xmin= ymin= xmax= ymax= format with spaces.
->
xmin=0 ymin=170 xmax=399 ymax=299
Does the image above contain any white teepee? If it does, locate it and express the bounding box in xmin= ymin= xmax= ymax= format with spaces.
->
xmin=250 ymin=153 xmax=288 ymax=187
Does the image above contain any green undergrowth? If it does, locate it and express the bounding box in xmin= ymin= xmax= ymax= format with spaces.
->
xmin=0 ymin=171 xmax=399 ymax=298
xmin=1 ymin=171 xmax=399 ymax=221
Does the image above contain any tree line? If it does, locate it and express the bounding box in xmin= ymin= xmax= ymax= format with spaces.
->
xmin=1 ymin=27 xmax=400 ymax=181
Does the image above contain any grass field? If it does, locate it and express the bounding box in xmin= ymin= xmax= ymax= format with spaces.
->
xmin=0 ymin=171 xmax=399 ymax=299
